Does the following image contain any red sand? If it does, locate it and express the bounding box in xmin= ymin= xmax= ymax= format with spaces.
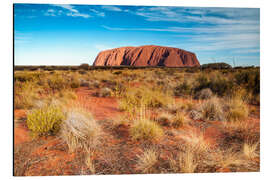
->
xmin=14 ymin=87 xmax=260 ymax=175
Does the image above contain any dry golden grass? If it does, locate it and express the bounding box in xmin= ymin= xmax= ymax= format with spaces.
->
xmin=85 ymin=150 xmax=96 ymax=174
xmin=215 ymin=149 xmax=245 ymax=169
xmin=60 ymin=107 xmax=101 ymax=152
xmin=181 ymin=130 xmax=211 ymax=153
xmin=172 ymin=112 xmax=186 ymax=128
xmin=200 ymin=96 xmax=224 ymax=121
xmin=136 ymin=148 xmax=158 ymax=173
xmin=243 ymin=141 xmax=259 ymax=159
xmin=130 ymin=117 xmax=164 ymax=142
xmin=170 ymin=147 xmax=198 ymax=173
xmin=226 ymin=97 xmax=249 ymax=122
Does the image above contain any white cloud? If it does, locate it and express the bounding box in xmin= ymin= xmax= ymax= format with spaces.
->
xmin=46 ymin=4 xmax=91 ymax=18
xmin=132 ymin=6 xmax=259 ymax=26
xmin=90 ymin=9 xmax=105 ymax=17
xmin=101 ymin=6 xmax=122 ymax=12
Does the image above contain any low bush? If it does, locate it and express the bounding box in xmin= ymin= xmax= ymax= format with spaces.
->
xmin=14 ymin=81 xmax=39 ymax=109
xmin=70 ymin=77 xmax=80 ymax=89
xmin=47 ymin=75 xmax=67 ymax=90
xmin=235 ymin=69 xmax=260 ymax=95
xmin=194 ymin=73 xmax=234 ymax=96
xmin=174 ymin=81 xmax=193 ymax=96
xmin=119 ymin=86 xmax=173 ymax=114
xmin=26 ymin=105 xmax=65 ymax=137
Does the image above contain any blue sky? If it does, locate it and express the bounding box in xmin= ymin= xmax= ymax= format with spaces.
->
xmin=14 ymin=4 xmax=260 ymax=66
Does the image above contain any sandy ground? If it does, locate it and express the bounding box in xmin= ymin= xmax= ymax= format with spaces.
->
xmin=14 ymin=87 xmax=260 ymax=175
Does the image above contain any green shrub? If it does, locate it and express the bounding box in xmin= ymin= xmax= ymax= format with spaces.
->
xmin=195 ymin=73 xmax=234 ymax=96
xmin=26 ymin=105 xmax=65 ymax=137
xmin=174 ymin=81 xmax=192 ymax=96
xmin=235 ymin=69 xmax=260 ymax=95
xmin=47 ymin=75 xmax=67 ymax=90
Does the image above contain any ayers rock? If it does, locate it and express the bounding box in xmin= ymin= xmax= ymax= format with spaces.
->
xmin=93 ymin=45 xmax=200 ymax=67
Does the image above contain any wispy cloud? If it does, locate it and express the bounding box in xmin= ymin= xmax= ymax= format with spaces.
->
xmin=90 ymin=9 xmax=105 ymax=17
xmin=133 ymin=7 xmax=259 ymax=25
xmin=101 ymin=5 xmax=123 ymax=12
xmin=102 ymin=6 xmax=260 ymax=54
xmin=45 ymin=4 xmax=91 ymax=18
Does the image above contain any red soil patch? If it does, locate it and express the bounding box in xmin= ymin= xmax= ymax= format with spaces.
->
xmin=14 ymin=109 xmax=27 ymax=119
xmin=14 ymin=109 xmax=30 ymax=145
xmin=75 ymin=87 xmax=122 ymax=120
xmin=14 ymin=123 xmax=31 ymax=145
xmin=25 ymin=138 xmax=77 ymax=176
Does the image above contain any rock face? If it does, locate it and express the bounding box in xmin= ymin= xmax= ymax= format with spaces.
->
xmin=93 ymin=45 xmax=200 ymax=67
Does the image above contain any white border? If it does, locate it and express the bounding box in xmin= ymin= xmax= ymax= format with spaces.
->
xmin=1 ymin=0 xmax=270 ymax=180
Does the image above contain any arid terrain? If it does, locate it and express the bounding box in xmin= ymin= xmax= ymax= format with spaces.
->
xmin=14 ymin=66 xmax=260 ymax=176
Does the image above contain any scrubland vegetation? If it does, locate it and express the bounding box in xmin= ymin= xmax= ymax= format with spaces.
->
xmin=14 ymin=66 xmax=260 ymax=175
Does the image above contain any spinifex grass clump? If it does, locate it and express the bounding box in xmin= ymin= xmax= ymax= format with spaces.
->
xmin=130 ymin=118 xmax=164 ymax=142
xmin=200 ymin=97 xmax=224 ymax=121
xmin=60 ymin=108 xmax=101 ymax=152
xmin=130 ymin=107 xmax=164 ymax=142
xmin=136 ymin=148 xmax=158 ymax=173
xmin=119 ymin=86 xmax=173 ymax=115
xmin=226 ymin=97 xmax=249 ymax=122
xmin=26 ymin=104 xmax=65 ymax=137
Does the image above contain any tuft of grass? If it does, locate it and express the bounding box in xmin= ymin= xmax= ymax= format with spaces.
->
xmin=26 ymin=104 xmax=65 ymax=137
xmin=58 ymin=89 xmax=77 ymax=100
xmin=99 ymin=87 xmax=112 ymax=97
xmin=119 ymin=86 xmax=173 ymax=115
xmin=243 ymin=141 xmax=259 ymax=159
xmin=215 ymin=149 xmax=245 ymax=169
xmin=14 ymin=81 xmax=39 ymax=109
xmin=85 ymin=150 xmax=96 ymax=174
xmin=60 ymin=107 xmax=101 ymax=152
xmin=170 ymin=147 xmax=198 ymax=173
xmin=130 ymin=117 xmax=164 ymax=142
xmin=200 ymin=97 xmax=224 ymax=121
xmin=172 ymin=112 xmax=186 ymax=128
xmin=136 ymin=148 xmax=158 ymax=173
xmin=182 ymin=130 xmax=210 ymax=153
xmin=226 ymin=97 xmax=249 ymax=122
xmin=194 ymin=88 xmax=213 ymax=100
